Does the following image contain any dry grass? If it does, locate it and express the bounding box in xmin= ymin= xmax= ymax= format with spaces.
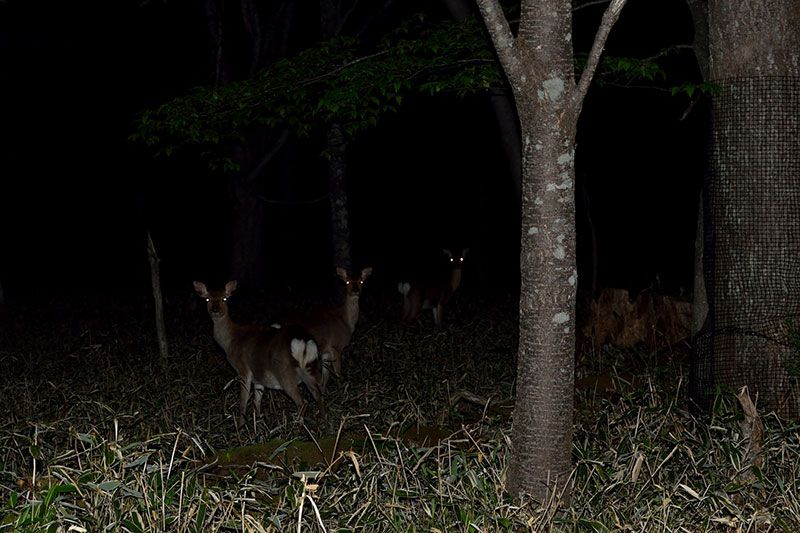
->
xmin=1 ymin=287 xmax=799 ymax=531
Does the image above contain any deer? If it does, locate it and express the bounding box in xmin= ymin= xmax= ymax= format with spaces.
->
xmin=398 ymin=248 xmax=469 ymax=328
xmin=193 ymin=280 xmax=325 ymax=429
xmin=273 ymin=267 xmax=372 ymax=389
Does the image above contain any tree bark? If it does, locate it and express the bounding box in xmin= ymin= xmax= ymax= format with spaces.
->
xmin=692 ymin=0 xmax=800 ymax=416
xmin=474 ymin=0 xmax=626 ymax=503
xmin=327 ymin=123 xmax=352 ymax=270
xmin=147 ymin=232 xmax=169 ymax=362
xmin=686 ymin=0 xmax=709 ymax=338
xmin=321 ymin=1 xmax=354 ymax=271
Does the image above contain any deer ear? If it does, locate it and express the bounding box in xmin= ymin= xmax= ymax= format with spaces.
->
xmin=193 ymin=281 xmax=208 ymax=297
xmin=225 ymin=280 xmax=238 ymax=295
xmin=335 ymin=267 xmax=348 ymax=282
xmin=443 ymin=248 xmax=453 ymax=258
xmin=461 ymin=248 xmax=470 ymax=258
xmin=361 ymin=267 xmax=373 ymax=279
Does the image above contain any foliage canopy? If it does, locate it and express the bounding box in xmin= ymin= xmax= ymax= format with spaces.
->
xmin=131 ymin=13 xmax=704 ymax=170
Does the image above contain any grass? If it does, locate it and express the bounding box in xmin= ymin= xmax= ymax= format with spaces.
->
xmin=1 ymin=287 xmax=799 ymax=531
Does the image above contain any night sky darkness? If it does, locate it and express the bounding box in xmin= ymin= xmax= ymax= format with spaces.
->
xmin=0 ymin=1 xmax=705 ymax=305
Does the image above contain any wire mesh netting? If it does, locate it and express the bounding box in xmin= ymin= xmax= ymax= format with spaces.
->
xmin=691 ymin=76 xmax=800 ymax=418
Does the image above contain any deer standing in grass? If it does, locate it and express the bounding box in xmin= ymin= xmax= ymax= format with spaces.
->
xmin=398 ymin=248 xmax=468 ymax=328
xmin=193 ymin=280 xmax=325 ymax=428
xmin=275 ymin=267 xmax=372 ymax=389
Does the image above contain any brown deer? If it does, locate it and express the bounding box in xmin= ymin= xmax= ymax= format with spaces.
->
xmin=193 ymin=280 xmax=325 ymax=428
xmin=398 ymin=248 xmax=468 ymax=328
xmin=274 ymin=267 xmax=372 ymax=389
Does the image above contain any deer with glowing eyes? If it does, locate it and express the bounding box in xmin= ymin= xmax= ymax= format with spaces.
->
xmin=398 ymin=248 xmax=468 ymax=328
xmin=193 ymin=280 xmax=325 ymax=428
xmin=273 ymin=267 xmax=372 ymax=389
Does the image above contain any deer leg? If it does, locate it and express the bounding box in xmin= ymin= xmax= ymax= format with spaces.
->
xmin=432 ymin=304 xmax=443 ymax=328
xmin=253 ymin=383 xmax=265 ymax=418
xmin=237 ymin=373 xmax=253 ymax=428
xmin=281 ymin=378 xmax=308 ymax=419
xmin=331 ymin=347 xmax=342 ymax=377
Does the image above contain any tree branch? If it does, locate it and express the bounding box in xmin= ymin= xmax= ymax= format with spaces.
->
xmin=474 ymin=0 xmax=521 ymax=84
xmin=573 ymin=0 xmax=610 ymax=12
xmin=573 ymin=0 xmax=627 ymax=108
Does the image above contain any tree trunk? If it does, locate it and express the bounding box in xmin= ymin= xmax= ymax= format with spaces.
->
xmin=321 ymin=1 xmax=353 ymax=271
xmin=686 ymin=0 xmax=709 ymax=338
xmin=474 ymin=0 xmax=626 ymax=503
xmin=326 ymin=123 xmax=352 ymax=270
xmin=147 ymin=232 xmax=169 ymax=362
xmin=511 ymin=98 xmax=579 ymax=501
xmin=692 ymin=0 xmax=800 ymax=416
xmin=442 ymin=0 xmax=522 ymax=207
xmin=230 ymin=143 xmax=267 ymax=291
xmin=202 ymin=1 xmax=297 ymax=290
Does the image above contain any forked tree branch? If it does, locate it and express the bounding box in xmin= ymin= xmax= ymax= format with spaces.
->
xmin=573 ymin=0 xmax=627 ymax=107
xmin=474 ymin=0 xmax=522 ymax=85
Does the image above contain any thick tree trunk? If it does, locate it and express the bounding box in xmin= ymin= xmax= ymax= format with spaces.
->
xmin=692 ymin=0 xmax=800 ymax=416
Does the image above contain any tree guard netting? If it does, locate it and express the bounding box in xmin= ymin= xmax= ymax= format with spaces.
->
xmin=691 ymin=76 xmax=800 ymax=418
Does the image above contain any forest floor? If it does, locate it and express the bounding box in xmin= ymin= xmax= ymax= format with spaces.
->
xmin=1 ymin=285 xmax=798 ymax=531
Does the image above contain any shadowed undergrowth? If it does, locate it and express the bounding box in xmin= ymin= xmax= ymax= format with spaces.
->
xmin=1 ymin=288 xmax=799 ymax=531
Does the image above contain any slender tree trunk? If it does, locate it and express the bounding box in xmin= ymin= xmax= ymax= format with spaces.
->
xmin=147 ymin=232 xmax=169 ymax=362
xmin=474 ymin=0 xmax=626 ymax=502
xmin=442 ymin=0 xmax=522 ymax=206
xmin=692 ymin=0 xmax=800 ymax=416
xmin=203 ymin=1 xmax=296 ymax=289
xmin=321 ymin=1 xmax=353 ymax=271
xmin=327 ymin=123 xmax=352 ymax=270
xmin=686 ymin=0 xmax=710 ymax=338
xmin=229 ymin=142 xmax=267 ymax=291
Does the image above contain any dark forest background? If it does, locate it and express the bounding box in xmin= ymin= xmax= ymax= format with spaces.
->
xmin=0 ymin=0 xmax=705 ymax=304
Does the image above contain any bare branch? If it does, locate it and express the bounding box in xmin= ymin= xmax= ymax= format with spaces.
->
xmin=573 ymin=0 xmax=610 ymax=12
xmin=573 ymin=0 xmax=627 ymax=108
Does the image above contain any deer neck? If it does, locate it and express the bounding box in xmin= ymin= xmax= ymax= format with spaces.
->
xmin=211 ymin=314 xmax=236 ymax=354
xmin=450 ymin=269 xmax=462 ymax=292
xmin=343 ymin=294 xmax=361 ymax=332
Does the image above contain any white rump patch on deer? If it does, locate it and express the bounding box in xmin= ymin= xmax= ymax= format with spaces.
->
xmin=291 ymin=338 xmax=318 ymax=367
xmin=305 ymin=340 xmax=318 ymax=364
xmin=553 ymin=312 xmax=569 ymax=324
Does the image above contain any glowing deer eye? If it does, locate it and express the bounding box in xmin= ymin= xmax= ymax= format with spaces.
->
xmin=205 ymin=298 xmax=210 ymax=302
xmin=222 ymin=297 xmax=227 ymax=301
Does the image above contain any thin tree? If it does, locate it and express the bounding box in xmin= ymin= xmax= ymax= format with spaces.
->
xmin=204 ymin=0 xmax=298 ymax=291
xmin=318 ymin=0 xmax=399 ymax=271
xmin=473 ymin=0 xmax=627 ymax=500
